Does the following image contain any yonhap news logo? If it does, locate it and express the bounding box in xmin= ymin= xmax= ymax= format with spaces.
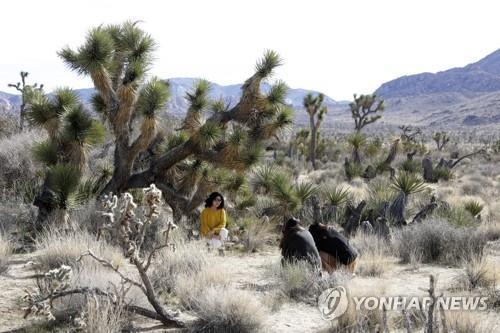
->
xmin=317 ymin=286 xmax=349 ymax=320
xmin=318 ymin=286 xmax=489 ymax=320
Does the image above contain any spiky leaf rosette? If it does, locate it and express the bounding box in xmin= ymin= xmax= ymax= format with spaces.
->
xmin=27 ymin=88 xmax=79 ymax=137
xmin=182 ymin=80 xmax=210 ymax=134
xmin=59 ymin=27 xmax=114 ymax=75
xmin=347 ymin=133 xmax=367 ymax=149
xmin=62 ymin=106 xmax=105 ymax=146
xmin=267 ymin=80 xmax=288 ymax=106
xmin=255 ymin=50 xmax=283 ymax=79
xmin=136 ymin=78 xmax=170 ymax=118
xmin=294 ymin=182 xmax=318 ymax=204
xmin=251 ymin=164 xmax=278 ymax=194
xmin=391 ymin=171 xmax=427 ymax=196
xmin=195 ymin=122 xmax=221 ymax=149
xmin=464 ymin=200 xmax=484 ymax=217
xmin=48 ymin=164 xmax=81 ymax=209
xmin=325 ymin=186 xmax=351 ymax=207
xmin=33 ymin=141 xmax=59 ymax=166
xmin=270 ymin=172 xmax=300 ymax=212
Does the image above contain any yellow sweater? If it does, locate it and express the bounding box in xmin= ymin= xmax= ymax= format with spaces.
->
xmin=200 ymin=207 xmax=226 ymax=237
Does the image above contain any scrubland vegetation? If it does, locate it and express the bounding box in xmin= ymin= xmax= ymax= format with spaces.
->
xmin=0 ymin=21 xmax=500 ymax=333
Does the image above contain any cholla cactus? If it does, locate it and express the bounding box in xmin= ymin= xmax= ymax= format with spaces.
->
xmin=22 ymin=265 xmax=72 ymax=321
xmin=98 ymin=184 xmax=170 ymax=265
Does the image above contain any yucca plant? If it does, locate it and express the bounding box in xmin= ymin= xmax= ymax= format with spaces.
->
xmin=464 ymin=200 xmax=484 ymax=218
xmin=27 ymin=89 xmax=104 ymax=226
xmin=294 ymin=181 xmax=319 ymax=204
xmin=59 ymin=22 xmax=293 ymax=221
xmin=250 ymin=163 xmax=278 ymax=195
xmin=323 ymin=186 xmax=351 ymax=223
xmin=325 ymin=186 xmax=351 ymax=207
xmin=390 ymin=172 xmax=427 ymax=225
xmin=391 ymin=171 xmax=427 ymax=196
xmin=347 ymin=133 xmax=367 ymax=164
xmin=269 ymin=172 xmax=300 ymax=217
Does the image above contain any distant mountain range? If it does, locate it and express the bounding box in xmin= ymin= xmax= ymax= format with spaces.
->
xmin=0 ymin=79 xmax=344 ymax=125
xmin=3 ymin=49 xmax=500 ymax=129
xmin=375 ymin=49 xmax=500 ymax=127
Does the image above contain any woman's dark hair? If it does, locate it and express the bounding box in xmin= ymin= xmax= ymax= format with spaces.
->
xmin=204 ymin=192 xmax=225 ymax=209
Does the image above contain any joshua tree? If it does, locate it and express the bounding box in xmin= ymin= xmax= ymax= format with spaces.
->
xmin=432 ymin=131 xmax=450 ymax=151
xmin=58 ymin=22 xmax=293 ymax=221
xmin=349 ymin=93 xmax=384 ymax=133
xmin=8 ymin=71 xmax=43 ymax=131
xmin=27 ymin=88 xmax=104 ymax=226
xmin=303 ymin=93 xmax=327 ymax=169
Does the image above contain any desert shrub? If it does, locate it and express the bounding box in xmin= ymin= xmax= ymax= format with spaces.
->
xmin=351 ymin=231 xmax=393 ymax=277
xmin=0 ymin=112 xmax=19 ymax=138
xmin=174 ymin=264 xmax=262 ymax=333
xmin=188 ymin=286 xmax=265 ymax=333
xmin=329 ymin=298 xmax=385 ymax=333
xmin=241 ymin=219 xmax=274 ymax=253
xmin=77 ymin=296 xmax=126 ymax=333
xmin=478 ymin=221 xmax=500 ymax=241
xmin=366 ymin=179 xmax=396 ymax=212
xmin=446 ymin=311 xmax=496 ymax=333
xmin=400 ymin=158 xmax=421 ymax=173
xmin=433 ymin=166 xmax=454 ymax=181
xmin=35 ymin=226 xmax=123 ymax=271
xmin=453 ymin=257 xmax=498 ymax=291
xmin=267 ymin=259 xmax=346 ymax=303
xmin=0 ymin=231 xmax=12 ymax=273
xmin=151 ymin=240 xmax=209 ymax=294
xmin=174 ymin=265 xmax=231 ymax=308
xmin=0 ymin=129 xmax=42 ymax=193
xmin=436 ymin=206 xmax=476 ymax=227
xmin=393 ymin=219 xmax=487 ymax=266
xmin=0 ymin=201 xmax=37 ymax=237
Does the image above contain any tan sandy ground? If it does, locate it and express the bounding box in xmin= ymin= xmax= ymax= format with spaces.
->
xmin=1 ymin=243 xmax=500 ymax=332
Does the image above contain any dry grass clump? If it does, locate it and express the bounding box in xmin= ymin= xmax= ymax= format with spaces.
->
xmin=241 ymin=219 xmax=275 ymax=253
xmin=174 ymin=265 xmax=264 ymax=333
xmin=326 ymin=280 xmax=389 ymax=333
xmin=174 ymin=265 xmax=231 ymax=308
xmin=266 ymin=259 xmax=348 ymax=304
xmin=151 ymin=240 xmax=209 ymax=294
xmin=0 ymin=231 xmax=12 ymax=273
xmin=453 ymin=257 xmax=499 ymax=291
xmin=393 ymin=219 xmax=487 ymax=266
xmin=351 ymin=231 xmax=394 ymax=277
xmin=76 ymin=296 xmax=126 ymax=333
xmin=478 ymin=220 xmax=500 ymax=241
xmin=35 ymin=226 xmax=123 ymax=271
xmin=446 ymin=311 xmax=497 ymax=333
xmin=187 ymin=286 xmax=265 ymax=333
xmin=0 ymin=129 xmax=42 ymax=192
xmin=0 ymin=201 xmax=37 ymax=236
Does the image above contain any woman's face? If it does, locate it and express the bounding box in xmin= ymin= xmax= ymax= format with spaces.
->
xmin=212 ymin=196 xmax=222 ymax=208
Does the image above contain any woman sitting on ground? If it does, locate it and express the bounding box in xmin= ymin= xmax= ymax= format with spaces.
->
xmin=309 ymin=223 xmax=358 ymax=274
xmin=200 ymin=192 xmax=229 ymax=248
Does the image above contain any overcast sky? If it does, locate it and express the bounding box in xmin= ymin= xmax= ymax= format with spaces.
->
xmin=1 ymin=0 xmax=499 ymax=100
